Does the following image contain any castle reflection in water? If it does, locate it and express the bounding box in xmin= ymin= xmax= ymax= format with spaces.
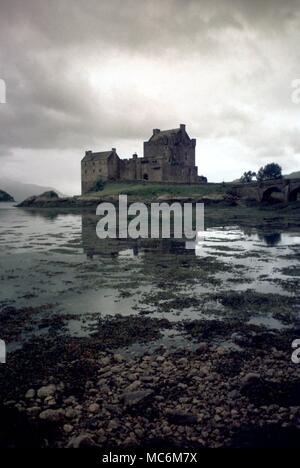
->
xmin=81 ymin=213 xmax=195 ymax=259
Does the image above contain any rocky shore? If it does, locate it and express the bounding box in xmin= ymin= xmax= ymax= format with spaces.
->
xmin=17 ymin=194 xmax=233 ymax=209
xmin=1 ymin=322 xmax=300 ymax=448
xmin=16 ymin=191 xmax=97 ymax=209
xmin=16 ymin=186 xmax=237 ymax=209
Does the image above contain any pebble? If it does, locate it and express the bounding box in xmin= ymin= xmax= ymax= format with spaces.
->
xmin=122 ymin=390 xmax=154 ymax=407
xmin=88 ymin=403 xmax=100 ymax=413
xmin=196 ymin=342 xmax=208 ymax=353
xmin=166 ymin=411 xmax=198 ymax=426
xmin=39 ymin=409 xmax=65 ymax=422
xmin=113 ymin=354 xmax=125 ymax=363
xmin=67 ymin=433 xmax=96 ymax=449
xmin=63 ymin=424 xmax=73 ymax=434
xmin=125 ymin=380 xmax=142 ymax=392
xmin=37 ymin=384 xmax=56 ymax=399
xmin=25 ymin=389 xmax=35 ymax=399
xmin=241 ymin=373 xmax=261 ymax=385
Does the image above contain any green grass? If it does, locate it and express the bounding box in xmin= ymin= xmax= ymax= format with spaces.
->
xmin=81 ymin=181 xmax=226 ymax=200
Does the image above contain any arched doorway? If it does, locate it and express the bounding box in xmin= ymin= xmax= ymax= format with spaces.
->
xmin=143 ymin=174 xmax=149 ymax=180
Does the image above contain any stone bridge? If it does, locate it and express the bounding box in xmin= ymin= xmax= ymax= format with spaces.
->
xmin=230 ymin=178 xmax=300 ymax=203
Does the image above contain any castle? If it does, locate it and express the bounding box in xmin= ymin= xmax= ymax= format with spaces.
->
xmin=81 ymin=124 xmax=207 ymax=194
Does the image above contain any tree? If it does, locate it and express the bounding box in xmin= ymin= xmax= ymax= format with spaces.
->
xmin=257 ymin=163 xmax=282 ymax=182
xmin=240 ymin=171 xmax=256 ymax=183
xmin=91 ymin=178 xmax=105 ymax=192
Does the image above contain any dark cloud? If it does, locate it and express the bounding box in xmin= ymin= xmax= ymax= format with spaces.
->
xmin=0 ymin=0 xmax=299 ymax=191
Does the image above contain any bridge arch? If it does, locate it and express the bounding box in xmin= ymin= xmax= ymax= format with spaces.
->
xmin=289 ymin=185 xmax=300 ymax=202
xmin=261 ymin=186 xmax=284 ymax=203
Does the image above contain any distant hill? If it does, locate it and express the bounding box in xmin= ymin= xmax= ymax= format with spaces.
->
xmin=284 ymin=171 xmax=300 ymax=179
xmin=0 ymin=178 xmax=65 ymax=202
xmin=0 ymin=189 xmax=15 ymax=202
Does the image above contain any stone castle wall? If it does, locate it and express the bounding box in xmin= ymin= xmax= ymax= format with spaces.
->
xmin=81 ymin=125 xmax=204 ymax=193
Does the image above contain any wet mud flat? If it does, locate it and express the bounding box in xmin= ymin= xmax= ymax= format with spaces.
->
xmin=1 ymin=202 xmax=300 ymax=447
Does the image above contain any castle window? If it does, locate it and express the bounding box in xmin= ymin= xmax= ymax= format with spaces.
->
xmin=143 ymin=174 xmax=149 ymax=180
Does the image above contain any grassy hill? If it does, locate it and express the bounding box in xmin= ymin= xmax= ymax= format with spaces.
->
xmin=81 ymin=181 xmax=226 ymax=201
xmin=285 ymin=171 xmax=300 ymax=179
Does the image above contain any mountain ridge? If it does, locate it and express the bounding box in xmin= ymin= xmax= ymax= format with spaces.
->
xmin=0 ymin=178 xmax=66 ymax=202
xmin=284 ymin=171 xmax=300 ymax=179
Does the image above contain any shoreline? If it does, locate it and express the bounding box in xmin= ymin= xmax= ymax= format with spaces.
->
xmin=16 ymin=195 xmax=233 ymax=209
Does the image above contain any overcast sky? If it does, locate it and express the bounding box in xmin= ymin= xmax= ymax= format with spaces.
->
xmin=0 ymin=0 xmax=300 ymax=194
